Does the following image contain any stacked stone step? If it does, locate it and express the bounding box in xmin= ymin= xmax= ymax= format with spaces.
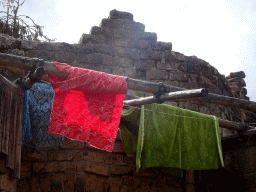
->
xmin=226 ymin=71 xmax=248 ymax=100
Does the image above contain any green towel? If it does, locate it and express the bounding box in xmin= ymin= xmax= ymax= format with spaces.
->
xmin=120 ymin=103 xmax=224 ymax=172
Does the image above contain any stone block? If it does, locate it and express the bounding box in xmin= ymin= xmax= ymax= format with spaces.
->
xmin=86 ymin=174 xmax=99 ymax=192
xmin=157 ymin=61 xmax=180 ymax=70
xmin=76 ymin=62 xmax=101 ymax=71
xmin=166 ymin=51 xmax=185 ymax=62
xmin=45 ymin=162 xmax=60 ymax=173
xmin=75 ymin=173 xmax=87 ymax=192
xmin=77 ymin=53 xmax=103 ymax=64
xmin=228 ymin=71 xmax=246 ymax=79
xmin=140 ymin=50 xmax=162 ymax=60
xmin=111 ymin=165 xmax=134 ymax=175
xmin=112 ymin=141 xmax=125 ymax=153
xmin=85 ymin=162 xmax=110 ymax=176
xmin=100 ymin=65 xmax=113 ymax=74
xmin=152 ymin=41 xmax=172 ymax=51
xmin=114 ymin=38 xmax=128 ymax=47
xmin=97 ymin=177 xmax=111 ymax=192
xmin=0 ymin=174 xmax=17 ymax=192
xmin=127 ymin=40 xmax=151 ymax=49
xmin=109 ymin=9 xmax=133 ymax=20
xmin=84 ymin=151 xmax=125 ymax=165
xmin=112 ymin=66 xmax=126 ymax=76
xmin=50 ymin=51 xmax=76 ymax=63
xmin=125 ymin=68 xmax=137 ymax=78
xmin=134 ymin=60 xmax=156 ymax=70
xmin=115 ymin=47 xmax=140 ymax=59
xmin=102 ymin=54 xmax=113 ymax=66
xmin=61 ymin=138 xmax=84 ymax=149
xmin=33 ymin=163 xmax=46 ymax=173
xmin=0 ymin=33 xmax=21 ymax=50
xmin=146 ymin=70 xmax=168 ymax=80
xmin=227 ymin=78 xmax=246 ymax=87
xmin=25 ymin=50 xmax=42 ymax=59
xmin=90 ymin=26 xmax=114 ymax=38
xmin=123 ymin=21 xmax=145 ymax=31
xmin=62 ymin=173 xmax=75 ymax=191
xmin=112 ymin=57 xmax=133 ymax=68
xmin=137 ymin=32 xmax=157 ymax=42
xmin=114 ymin=29 xmax=136 ymax=40
xmin=169 ymin=71 xmax=189 ymax=82
xmin=196 ymin=76 xmax=212 ymax=88
xmin=48 ymin=151 xmax=73 ymax=161
xmin=59 ymin=161 xmax=84 ymax=172
xmin=78 ymin=33 xmax=106 ymax=44
xmin=39 ymin=173 xmax=63 ymax=192
xmin=100 ymin=18 xmax=124 ymax=29
xmin=21 ymin=40 xmax=38 ymax=50
xmin=79 ymin=43 xmax=116 ymax=55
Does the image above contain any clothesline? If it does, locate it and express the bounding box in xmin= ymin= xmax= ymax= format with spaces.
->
xmin=0 ymin=53 xmax=255 ymax=134
xmin=1 ymin=53 xmax=256 ymax=113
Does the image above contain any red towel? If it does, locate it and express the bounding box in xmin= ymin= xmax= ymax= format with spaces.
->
xmin=48 ymin=62 xmax=127 ymax=152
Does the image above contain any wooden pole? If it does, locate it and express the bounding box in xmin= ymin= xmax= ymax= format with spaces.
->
xmin=124 ymin=88 xmax=208 ymax=106
xmin=173 ymin=94 xmax=256 ymax=113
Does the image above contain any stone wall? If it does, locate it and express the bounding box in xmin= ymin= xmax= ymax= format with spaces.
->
xmin=0 ymin=9 xmax=256 ymax=192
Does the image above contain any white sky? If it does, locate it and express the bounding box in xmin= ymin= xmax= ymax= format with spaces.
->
xmin=2 ymin=0 xmax=256 ymax=101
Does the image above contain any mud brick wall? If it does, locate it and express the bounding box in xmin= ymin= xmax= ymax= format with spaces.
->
xmin=1 ymin=9 xmax=256 ymax=192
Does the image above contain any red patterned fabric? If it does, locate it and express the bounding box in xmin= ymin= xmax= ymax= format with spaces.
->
xmin=48 ymin=62 xmax=127 ymax=152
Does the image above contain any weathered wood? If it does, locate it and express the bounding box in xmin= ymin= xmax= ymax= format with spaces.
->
xmin=218 ymin=119 xmax=255 ymax=131
xmin=2 ymin=88 xmax=12 ymax=155
xmin=189 ymin=93 xmax=256 ymax=113
xmin=6 ymin=92 xmax=18 ymax=170
xmin=0 ymin=83 xmax=4 ymax=151
xmin=0 ymin=52 xmax=68 ymax=78
xmin=22 ymin=67 xmax=46 ymax=90
xmin=126 ymin=78 xmax=185 ymax=93
xmin=124 ymin=88 xmax=208 ymax=106
xmin=1 ymin=87 xmax=8 ymax=154
xmin=14 ymin=96 xmax=23 ymax=179
xmin=0 ymin=74 xmax=23 ymax=95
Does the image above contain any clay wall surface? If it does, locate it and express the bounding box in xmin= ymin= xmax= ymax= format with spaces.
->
xmin=0 ymin=9 xmax=256 ymax=192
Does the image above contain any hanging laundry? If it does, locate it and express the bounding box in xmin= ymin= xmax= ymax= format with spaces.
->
xmin=48 ymin=62 xmax=128 ymax=152
xmin=22 ymin=82 xmax=64 ymax=148
xmin=119 ymin=103 xmax=224 ymax=171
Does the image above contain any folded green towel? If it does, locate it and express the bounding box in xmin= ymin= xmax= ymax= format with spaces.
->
xmin=120 ymin=103 xmax=224 ymax=172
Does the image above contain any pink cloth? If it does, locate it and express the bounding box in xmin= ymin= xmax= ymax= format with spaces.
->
xmin=48 ymin=62 xmax=127 ymax=152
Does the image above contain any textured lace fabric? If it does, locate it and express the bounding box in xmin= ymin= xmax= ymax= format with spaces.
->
xmin=22 ymin=82 xmax=64 ymax=148
xmin=48 ymin=62 xmax=127 ymax=152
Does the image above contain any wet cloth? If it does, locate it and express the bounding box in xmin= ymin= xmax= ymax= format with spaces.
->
xmin=119 ymin=103 xmax=224 ymax=171
xmin=48 ymin=62 xmax=127 ymax=152
xmin=22 ymin=82 xmax=64 ymax=148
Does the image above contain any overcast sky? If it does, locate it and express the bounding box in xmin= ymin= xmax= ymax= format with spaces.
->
xmin=2 ymin=0 xmax=256 ymax=101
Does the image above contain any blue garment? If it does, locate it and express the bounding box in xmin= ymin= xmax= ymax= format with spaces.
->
xmin=22 ymin=82 xmax=64 ymax=148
